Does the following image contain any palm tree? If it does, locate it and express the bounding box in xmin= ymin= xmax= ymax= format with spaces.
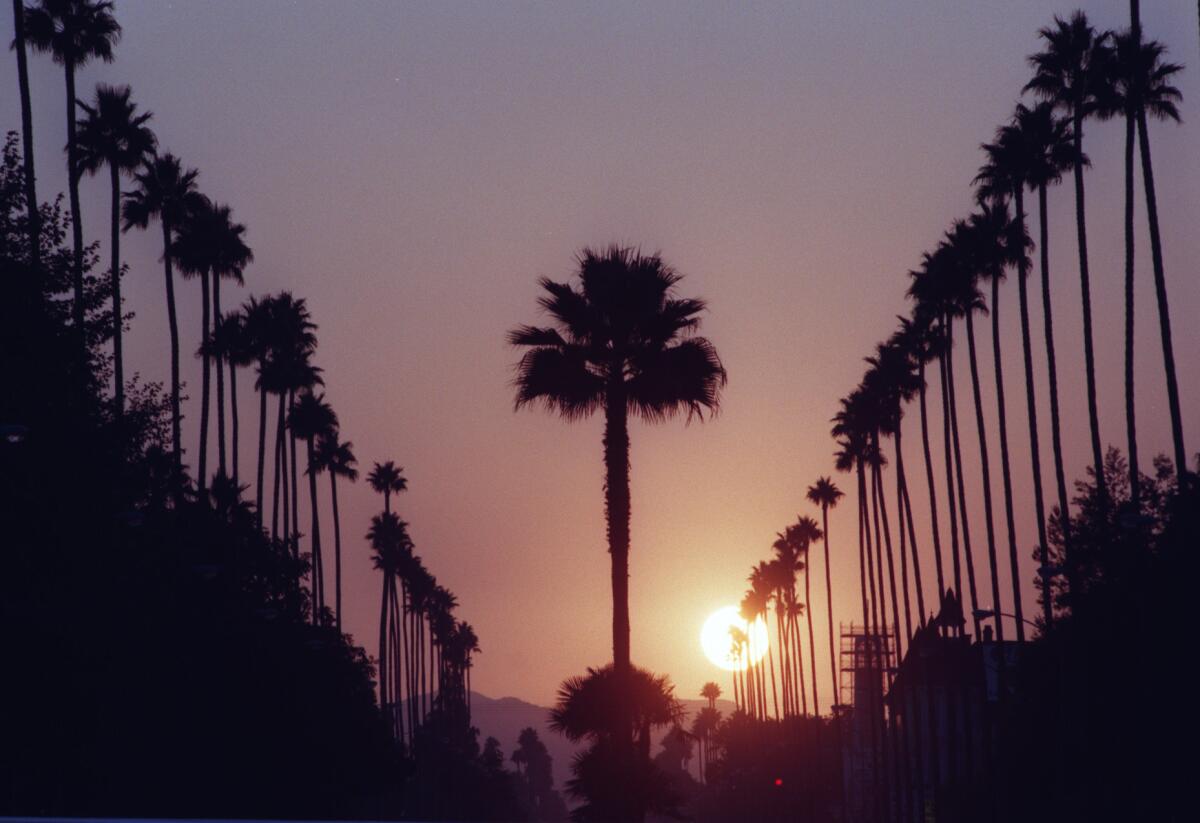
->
xmin=254 ymin=293 xmax=318 ymax=542
xmin=700 ymin=681 xmax=721 ymax=710
xmin=74 ymin=83 xmax=156 ymax=423
xmin=965 ymin=203 xmax=1031 ymax=639
xmin=792 ymin=516 xmax=823 ymax=716
xmin=289 ymin=391 xmax=337 ymax=622
xmin=220 ymin=309 xmax=256 ymax=485
xmin=368 ymin=511 xmax=411 ymax=741
xmin=24 ymin=0 xmax=120 ymax=343
xmin=509 ymin=245 xmax=726 ymax=744
xmin=1110 ymin=22 xmax=1187 ymax=480
xmin=314 ymin=433 xmax=357 ymax=632
xmin=368 ymin=460 xmax=407 ymax=515
xmin=122 ymin=152 xmax=202 ymax=477
xmin=10 ymin=0 xmax=40 ymax=270
xmin=1008 ymin=102 xmax=1077 ymax=583
xmin=171 ymin=198 xmax=252 ymax=494
xmin=899 ymin=314 xmax=947 ymax=600
xmin=806 ymin=477 xmax=843 ymax=706
xmin=1026 ymin=11 xmax=1113 ymax=504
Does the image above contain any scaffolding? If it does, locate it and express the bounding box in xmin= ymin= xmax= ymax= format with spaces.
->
xmin=838 ymin=622 xmax=896 ymax=711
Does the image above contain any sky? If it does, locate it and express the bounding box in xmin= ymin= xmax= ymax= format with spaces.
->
xmin=4 ymin=0 xmax=1198 ymax=707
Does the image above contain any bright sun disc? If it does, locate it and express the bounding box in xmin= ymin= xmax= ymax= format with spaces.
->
xmin=701 ymin=605 xmax=769 ymax=671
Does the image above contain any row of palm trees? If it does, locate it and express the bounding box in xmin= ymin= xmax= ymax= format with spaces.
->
xmin=727 ymin=480 xmax=843 ymax=722
xmin=11 ymin=0 xmax=354 ymax=632
xmin=366 ymin=463 xmax=480 ymax=747
xmin=8 ymin=2 xmax=482 ymax=735
xmin=820 ymin=4 xmax=1189 ymax=817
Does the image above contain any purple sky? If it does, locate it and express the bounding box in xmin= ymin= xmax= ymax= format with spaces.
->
xmin=4 ymin=0 xmax=1198 ymax=706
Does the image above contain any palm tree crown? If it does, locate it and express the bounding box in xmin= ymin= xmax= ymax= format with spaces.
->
xmin=122 ymin=152 xmax=203 ymax=232
xmin=74 ymin=84 xmax=155 ymax=178
xmin=509 ymin=245 xmax=726 ymax=422
xmin=24 ymin=0 xmax=120 ymax=69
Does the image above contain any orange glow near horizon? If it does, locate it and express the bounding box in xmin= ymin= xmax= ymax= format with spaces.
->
xmin=701 ymin=606 xmax=769 ymax=672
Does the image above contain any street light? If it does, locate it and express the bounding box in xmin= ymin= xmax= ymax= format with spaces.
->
xmin=973 ymin=608 xmax=1039 ymax=631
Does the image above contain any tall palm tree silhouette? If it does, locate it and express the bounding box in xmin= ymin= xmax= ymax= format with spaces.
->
xmin=1110 ymin=20 xmax=1187 ymax=481
xmin=220 ymin=308 xmax=256 ymax=485
xmin=368 ymin=511 xmax=411 ymax=742
xmin=908 ymin=260 xmax=964 ymax=617
xmin=289 ymin=391 xmax=337 ymax=622
xmin=806 ymin=476 xmax=843 ymax=706
xmin=10 ymin=0 xmax=40 ymax=270
xmin=1010 ymin=102 xmax=1076 ymax=574
xmin=24 ymin=0 xmax=120 ymax=344
xmin=74 ymin=83 xmax=155 ymax=424
xmin=123 ymin=152 xmax=203 ymax=478
xmin=792 ymin=516 xmax=823 ymax=716
xmin=314 ymin=433 xmax=357 ymax=632
xmin=368 ymin=460 xmax=407 ymax=515
xmin=1026 ymin=11 xmax=1113 ymax=504
xmin=509 ymin=245 xmax=725 ymax=750
xmin=171 ymin=198 xmax=252 ymax=494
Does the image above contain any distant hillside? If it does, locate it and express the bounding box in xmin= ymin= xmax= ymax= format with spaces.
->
xmin=468 ymin=692 xmax=738 ymax=791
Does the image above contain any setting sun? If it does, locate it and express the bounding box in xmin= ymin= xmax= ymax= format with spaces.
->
xmin=701 ymin=606 xmax=769 ymax=671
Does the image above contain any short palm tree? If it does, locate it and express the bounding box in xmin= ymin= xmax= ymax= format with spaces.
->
xmin=509 ymin=245 xmax=725 ymax=743
xmin=368 ymin=460 xmax=407 ymax=515
xmin=806 ymin=477 xmax=843 ymax=706
xmin=1026 ymin=11 xmax=1114 ymax=504
xmin=123 ymin=152 xmax=203 ymax=477
xmin=74 ymin=83 xmax=156 ymax=423
xmin=24 ymin=0 xmax=120 ymax=341
xmin=314 ymin=434 xmax=357 ymax=632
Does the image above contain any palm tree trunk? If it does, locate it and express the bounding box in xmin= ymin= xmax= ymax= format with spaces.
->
xmin=162 ymin=220 xmax=182 ymax=485
xmin=766 ymin=626 xmax=780 ymax=720
xmin=897 ymin=422 xmax=912 ymax=647
xmin=873 ymin=459 xmax=908 ymax=822
xmin=775 ymin=605 xmax=790 ymax=717
xmin=917 ymin=362 xmax=945 ymax=600
xmin=65 ymin=61 xmax=85 ymax=349
xmin=379 ymin=573 xmax=390 ymax=726
xmin=1014 ymin=187 xmax=1052 ymax=629
xmin=937 ymin=344 xmax=962 ymax=604
xmin=896 ymin=414 xmax=925 ymax=621
xmin=804 ymin=561 xmax=819 ymax=716
xmin=11 ymin=0 xmax=40 ymax=271
xmin=109 ymin=163 xmax=123 ymax=425
xmin=331 ymin=472 xmax=342 ymax=631
xmin=256 ymin=382 xmax=267 ymax=527
xmin=963 ymin=310 xmax=997 ymax=642
xmin=1123 ymin=110 xmax=1140 ymax=504
xmin=213 ymin=276 xmax=225 ymax=477
xmin=1038 ymin=183 xmax=1073 ymax=568
xmin=988 ymin=273 xmax=1027 ymax=643
xmin=603 ymin=376 xmax=635 ymax=767
xmin=792 ymin=608 xmax=808 ymax=716
xmin=1071 ymin=116 xmax=1107 ymax=504
xmin=821 ymin=504 xmax=839 ymax=706
xmin=230 ymin=360 xmax=240 ymax=485
xmin=307 ymin=435 xmax=322 ymax=624
xmin=946 ymin=321 xmax=981 ymax=637
xmin=278 ymin=393 xmax=289 ymax=550
xmin=198 ymin=268 xmax=211 ymax=496
xmin=872 ymin=439 xmax=905 ymax=663
xmin=1136 ymin=107 xmax=1187 ymax=478
xmin=289 ymin=391 xmax=300 ymax=553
